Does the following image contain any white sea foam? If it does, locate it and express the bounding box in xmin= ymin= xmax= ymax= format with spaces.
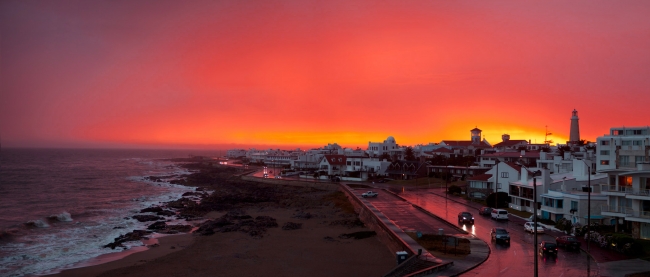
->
xmin=24 ymin=220 xmax=49 ymax=228
xmin=47 ymin=212 xmax=73 ymax=222
xmin=0 ymin=153 xmax=200 ymax=277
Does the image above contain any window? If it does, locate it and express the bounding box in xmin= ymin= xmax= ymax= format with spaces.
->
xmin=601 ymin=140 xmax=610 ymax=145
xmin=636 ymin=156 xmax=646 ymax=164
xmin=557 ymin=200 xmax=563 ymax=208
xmin=620 ymin=156 xmax=630 ymax=166
xmin=600 ymin=150 xmax=610 ymax=155
xmin=634 ymin=129 xmax=645 ymax=135
xmin=601 ymin=160 xmax=610 ymax=165
xmin=626 ymin=130 xmax=635 ymax=135
xmin=501 ymin=172 xmax=509 ymax=178
xmin=622 ymin=140 xmax=632 ymax=146
xmin=633 ymin=140 xmax=643 ymax=146
xmin=613 ymin=130 xmax=624 ymax=136
xmin=571 ymin=201 xmax=578 ymax=211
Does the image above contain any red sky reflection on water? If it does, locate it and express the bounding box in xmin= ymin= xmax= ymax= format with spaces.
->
xmin=2 ymin=1 xmax=650 ymax=149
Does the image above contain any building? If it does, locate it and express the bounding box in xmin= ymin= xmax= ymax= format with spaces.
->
xmin=367 ymin=136 xmax=404 ymax=160
xmin=539 ymin=159 xmax=608 ymax=224
xmin=439 ymin=128 xmax=492 ymax=157
xmin=478 ymin=151 xmax=540 ymax=168
xmin=597 ymin=126 xmax=650 ymax=239
xmin=318 ymin=154 xmax=347 ymax=177
xmin=467 ymin=162 xmax=524 ymax=200
xmin=385 ymin=161 xmax=428 ymax=180
xmin=569 ymin=109 xmax=581 ymax=145
xmin=226 ymin=149 xmax=247 ymax=158
xmin=492 ymin=134 xmax=528 ymax=152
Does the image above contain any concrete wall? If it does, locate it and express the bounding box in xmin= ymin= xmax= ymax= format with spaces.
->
xmin=339 ymin=185 xmax=414 ymax=255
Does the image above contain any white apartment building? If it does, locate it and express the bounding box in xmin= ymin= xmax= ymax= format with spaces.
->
xmin=467 ymin=162 xmax=522 ymax=199
xmin=539 ymin=159 xmax=607 ymax=224
xmin=367 ymin=136 xmax=404 ymax=160
xmin=597 ymin=126 xmax=650 ymax=239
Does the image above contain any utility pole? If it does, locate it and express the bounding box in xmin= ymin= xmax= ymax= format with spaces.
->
xmin=533 ymin=170 xmax=541 ymax=277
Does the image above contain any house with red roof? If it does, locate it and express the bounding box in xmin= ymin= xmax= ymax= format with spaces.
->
xmin=467 ymin=162 xmax=527 ymax=200
xmin=439 ymin=128 xmax=492 ymax=156
xmin=318 ymin=154 xmax=347 ymax=177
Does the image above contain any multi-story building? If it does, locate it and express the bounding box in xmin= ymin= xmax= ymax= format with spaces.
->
xmin=367 ymin=136 xmax=404 ymax=160
xmin=439 ymin=128 xmax=492 ymax=157
xmin=598 ymin=126 xmax=650 ymax=239
xmin=467 ymin=162 xmax=522 ymax=200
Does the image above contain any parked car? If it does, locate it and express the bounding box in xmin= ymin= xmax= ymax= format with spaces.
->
xmin=457 ymin=212 xmax=475 ymax=225
xmin=361 ymin=191 xmax=378 ymax=198
xmin=491 ymin=209 xmax=509 ymax=220
xmin=490 ymin=227 xmax=510 ymax=245
xmin=556 ymin=235 xmax=581 ymax=250
xmin=478 ymin=207 xmax=492 ymax=216
xmin=539 ymin=241 xmax=558 ymax=256
xmin=524 ymin=222 xmax=545 ymax=234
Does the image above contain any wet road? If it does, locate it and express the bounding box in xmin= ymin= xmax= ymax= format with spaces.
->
xmin=399 ymin=189 xmax=598 ymax=277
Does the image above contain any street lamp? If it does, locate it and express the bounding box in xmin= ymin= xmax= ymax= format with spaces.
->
xmin=532 ymin=170 xmax=541 ymax=277
xmin=579 ymin=159 xmax=592 ymax=277
xmin=494 ymin=161 xmax=500 ymax=209
xmin=518 ymin=161 xmax=541 ymax=277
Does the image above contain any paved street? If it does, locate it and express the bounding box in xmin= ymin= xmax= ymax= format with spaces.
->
xmin=400 ymin=188 xmax=599 ymax=277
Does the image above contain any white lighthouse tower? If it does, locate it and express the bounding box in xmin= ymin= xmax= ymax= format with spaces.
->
xmin=569 ymin=109 xmax=580 ymax=144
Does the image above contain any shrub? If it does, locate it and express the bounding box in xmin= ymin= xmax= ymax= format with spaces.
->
xmin=448 ymin=185 xmax=462 ymax=195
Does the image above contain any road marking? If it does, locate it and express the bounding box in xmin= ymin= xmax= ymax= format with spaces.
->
xmin=500 ymin=267 xmax=509 ymax=273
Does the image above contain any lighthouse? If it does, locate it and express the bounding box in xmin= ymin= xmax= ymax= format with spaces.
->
xmin=569 ymin=109 xmax=580 ymax=144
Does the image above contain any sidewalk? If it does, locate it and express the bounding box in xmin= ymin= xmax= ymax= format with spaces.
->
xmin=423 ymin=188 xmax=650 ymax=277
xmin=373 ymin=188 xmax=491 ymax=277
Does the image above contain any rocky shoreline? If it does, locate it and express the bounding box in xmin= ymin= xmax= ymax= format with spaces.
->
xmin=104 ymin=160 xmax=363 ymax=250
xmin=51 ymin=160 xmax=395 ymax=277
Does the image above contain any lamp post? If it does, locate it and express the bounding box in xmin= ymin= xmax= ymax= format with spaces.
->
xmin=579 ymin=159 xmax=592 ymax=277
xmin=494 ymin=161 xmax=500 ymax=209
xmin=532 ymin=170 xmax=541 ymax=277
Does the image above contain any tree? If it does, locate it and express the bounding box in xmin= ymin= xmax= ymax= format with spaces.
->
xmin=379 ymin=153 xmax=391 ymax=161
xmin=485 ymin=192 xmax=510 ymax=209
xmin=404 ymin=147 xmax=416 ymax=161
xmin=557 ymin=145 xmax=571 ymax=157
xmin=448 ymin=184 xmax=462 ymax=195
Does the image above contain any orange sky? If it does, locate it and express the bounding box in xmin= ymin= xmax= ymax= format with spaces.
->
xmin=2 ymin=1 xmax=650 ymax=150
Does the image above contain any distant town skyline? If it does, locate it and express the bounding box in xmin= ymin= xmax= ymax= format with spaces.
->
xmin=3 ymin=1 xmax=650 ymax=149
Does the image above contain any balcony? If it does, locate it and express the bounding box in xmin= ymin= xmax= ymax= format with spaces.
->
xmin=600 ymin=185 xmax=632 ymax=196
xmin=625 ymin=208 xmax=650 ymax=223
xmin=601 ymin=205 xmax=629 ymax=217
xmin=627 ymin=189 xmax=650 ymax=200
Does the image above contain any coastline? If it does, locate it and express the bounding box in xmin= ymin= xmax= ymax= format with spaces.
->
xmin=44 ymin=162 xmax=396 ymax=276
xmin=44 ymin=234 xmax=194 ymax=277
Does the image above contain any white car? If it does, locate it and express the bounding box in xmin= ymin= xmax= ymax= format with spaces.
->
xmin=491 ymin=209 xmax=509 ymax=220
xmin=361 ymin=191 xmax=378 ymax=198
xmin=524 ymin=222 xmax=545 ymax=234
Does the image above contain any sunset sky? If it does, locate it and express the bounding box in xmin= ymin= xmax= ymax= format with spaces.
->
xmin=2 ymin=1 xmax=650 ymax=150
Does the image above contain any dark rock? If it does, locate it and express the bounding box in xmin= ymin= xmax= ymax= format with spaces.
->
xmin=255 ymin=216 xmax=278 ymax=228
xmin=133 ymin=215 xmax=164 ymax=222
xmin=338 ymin=231 xmax=377 ymax=240
xmin=292 ymin=211 xmax=312 ymax=219
xmin=103 ymin=230 xmax=151 ymax=249
xmin=141 ymin=207 xmax=163 ymax=213
xmin=282 ymin=222 xmax=302 ymax=230
xmin=147 ymin=221 xmax=167 ymax=230
xmin=160 ymin=224 xmax=192 ymax=234
xmin=156 ymin=210 xmax=176 ymax=216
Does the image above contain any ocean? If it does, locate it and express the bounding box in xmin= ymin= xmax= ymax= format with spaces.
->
xmin=0 ymin=148 xmax=215 ymax=277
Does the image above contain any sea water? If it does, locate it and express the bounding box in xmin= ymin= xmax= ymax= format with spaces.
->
xmin=0 ymin=148 xmax=214 ymax=277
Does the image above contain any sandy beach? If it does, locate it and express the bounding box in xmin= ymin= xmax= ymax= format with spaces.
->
xmin=48 ymin=164 xmax=396 ymax=277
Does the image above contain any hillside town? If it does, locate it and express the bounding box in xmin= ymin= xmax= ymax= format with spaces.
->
xmin=227 ymin=109 xmax=650 ymax=242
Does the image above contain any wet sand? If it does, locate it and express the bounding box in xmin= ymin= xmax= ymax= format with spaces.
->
xmin=49 ymin=194 xmax=395 ymax=277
